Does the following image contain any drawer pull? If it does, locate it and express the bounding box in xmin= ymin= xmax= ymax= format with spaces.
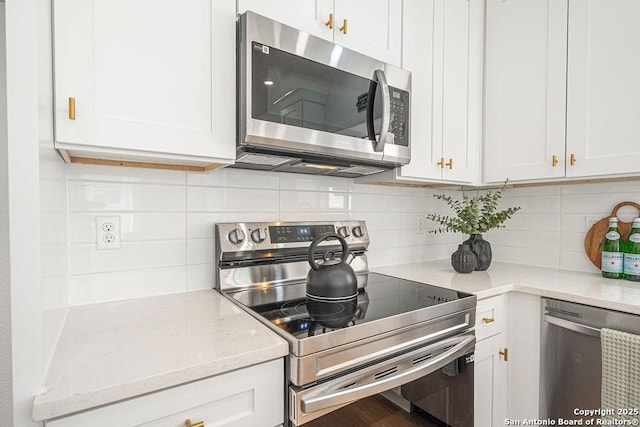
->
xmin=68 ymin=97 xmax=76 ymax=120
xmin=185 ymin=419 xmax=204 ymax=427
xmin=482 ymin=317 xmax=495 ymax=324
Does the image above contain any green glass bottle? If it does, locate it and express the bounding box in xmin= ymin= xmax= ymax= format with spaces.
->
xmin=623 ymin=217 xmax=640 ymax=282
xmin=601 ymin=217 xmax=624 ymax=279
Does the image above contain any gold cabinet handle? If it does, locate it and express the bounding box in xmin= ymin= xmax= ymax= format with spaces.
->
xmin=482 ymin=317 xmax=495 ymax=324
xmin=551 ymin=154 xmax=558 ymax=167
xmin=68 ymin=97 xmax=76 ymax=120
xmin=437 ymin=157 xmax=445 ymax=169
xmin=499 ymin=348 xmax=508 ymax=362
xmin=339 ymin=18 xmax=347 ymax=34
xmin=185 ymin=419 xmax=204 ymax=427
xmin=570 ymin=153 xmax=576 ymax=166
xmin=325 ymin=13 xmax=333 ymax=29
xmin=445 ymin=158 xmax=453 ymax=169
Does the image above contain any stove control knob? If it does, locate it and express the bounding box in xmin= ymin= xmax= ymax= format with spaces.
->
xmin=352 ymin=226 xmax=365 ymax=238
xmin=337 ymin=226 xmax=350 ymax=238
xmin=251 ymin=228 xmax=267 ymax=243
xmin=228 ymin=228 xmax=245 ymax=245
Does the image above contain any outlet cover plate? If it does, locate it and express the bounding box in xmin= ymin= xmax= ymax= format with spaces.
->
xmin=97 ymin=216 xmax=120 ymax=250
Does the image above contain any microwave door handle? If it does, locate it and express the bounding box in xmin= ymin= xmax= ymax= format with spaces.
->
xmin=366 ymin=69 xmax=391 ymax=152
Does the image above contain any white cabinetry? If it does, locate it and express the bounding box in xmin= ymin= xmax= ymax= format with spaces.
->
xmin=484 ymin=0 xmax=568 ymax=183
xmin=359 ymin=0 xmax=483 ymax=185
xmin=237 ymin=0 xmax=402 ymax=66
xmin=485 ymin=0 xmax=640 ymax=183
xmin=45 ymin=359 xmax=284 ymax=427
xmin=474 ymin=295 xmax=507 ymax=427
xmin=566 ymin=0 xmax=640 ymax=178
xmin=53 ymin=0 xmax=236 ymax=171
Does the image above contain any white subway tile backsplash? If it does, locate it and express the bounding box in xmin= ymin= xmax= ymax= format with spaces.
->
xmin=70 ymin=240 xmax=186 ymax=275
xmin=280 ymin=172 xmax=349 ymax=192
xmin=188 ymin=263 xmax=214 ymax=291
xmin=68 ymin=163 xmax=187 ymax=184
xmin=70 ymin=213 xmax=186 ymax=243
xmin=186 ymin=167 xmax=279 ymax=189
xmin=69 ymin=181 xmax=186 ymax=212
xmin=350 ymin=192 xmax=402 ymax=213
xmin=187 ymin=186 xmax=279 ymax=212
xmin=63 ymin=164 xmax=640 ymax=305
xmin=280 ymin=190 xmax=347 ymax=212
xmin=69 ymin=266 xmax=188 ymax=305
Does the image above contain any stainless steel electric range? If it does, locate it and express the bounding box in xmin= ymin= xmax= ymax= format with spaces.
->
xmin=215 ymin=221 xmax=477 ymax=426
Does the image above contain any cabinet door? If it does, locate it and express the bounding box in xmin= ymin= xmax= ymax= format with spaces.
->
xmin=237 ymin=0 xmax=333 ymax=42
xmin=566 ymin=0 xmax=640 ymax=178
xmin=45 ymin=359 xmax=284 ymax=427
xmin=474 ymin=334 xmax=507 ymax=427
xmin=395 ymin=0 xmax=441 ymax=181
xmin=433 ymin=0 xmax=483 ymax=183
xmin=53 ymin=0 xmax=236 ymax=166
xmin=334 ymin=0 xmax=402 ymax=66
xmin=484 ymin=0 xmax=568 ymax=183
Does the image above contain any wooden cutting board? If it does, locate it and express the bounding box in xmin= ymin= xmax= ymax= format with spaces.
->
xmin=584 ymin=201 xmax=640 ymax=269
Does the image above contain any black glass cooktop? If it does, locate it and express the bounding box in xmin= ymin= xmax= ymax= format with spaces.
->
xmin=234 ymin=273 xmax=473 ymax=339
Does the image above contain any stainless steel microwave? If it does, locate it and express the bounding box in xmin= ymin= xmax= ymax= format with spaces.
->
xmin=236 ymin=11 xmax=411 ymax=177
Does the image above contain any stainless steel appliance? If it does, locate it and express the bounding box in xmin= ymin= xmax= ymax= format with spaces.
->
xmin=215 ymin=220 xmax=476 ymax=426
xmin=541 ymin=298 xmax=640 ymax=420
xmin=236 ymin=11 xmax=411 ymax=177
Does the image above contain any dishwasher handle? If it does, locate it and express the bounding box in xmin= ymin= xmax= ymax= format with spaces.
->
xmin=544 ymin=313 xmax=601 ymax=338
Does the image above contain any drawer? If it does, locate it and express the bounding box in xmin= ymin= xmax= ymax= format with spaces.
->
xmin=475 ymin=294 xmax=505 ymax=341
xmin=45 ymin=359 xmax=284 ymax=427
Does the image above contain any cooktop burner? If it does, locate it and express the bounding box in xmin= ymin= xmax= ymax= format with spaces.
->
xmin=231 ymin=272 xmax=472 ymax=340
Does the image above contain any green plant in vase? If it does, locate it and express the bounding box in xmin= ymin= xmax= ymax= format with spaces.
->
xmin=426 ymin=181 xmax=520 ymax=272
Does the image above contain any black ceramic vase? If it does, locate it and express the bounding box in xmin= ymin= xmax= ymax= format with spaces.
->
xmin=451 ymin=243 xmax=477 ymax=274
xmin=463 ymin=234 xmax=492 ymax=271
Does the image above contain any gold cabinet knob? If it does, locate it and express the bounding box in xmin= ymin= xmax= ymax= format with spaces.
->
xmin=551 ymin=154 xmax=558 ymax=167
xmin=437 ymin=157 xmax=445 ymax=169
xmin=499 ymin=348 xmax=508 ymax=362
xmin=185 ymin=419 xmax=204 ymax=427
xmin=482 ymin=317 xmax=495 ymax=324
xmin=68 ymin=97 xmax=76 ymax=120
xmin=339 ymin=18 xmax=347 ymax=34
xmin=570 ymin=153 xmax=576 ymax=166
xmin=325 ymin=13 xmax=333 ymax=29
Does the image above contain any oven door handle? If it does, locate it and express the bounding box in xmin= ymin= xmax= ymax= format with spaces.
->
xmin=300 ymin=334 xmax=475 ymax=414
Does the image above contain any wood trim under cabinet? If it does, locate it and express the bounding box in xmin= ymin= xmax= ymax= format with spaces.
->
xmin=69 ymin=156 xmax=226 ymax=173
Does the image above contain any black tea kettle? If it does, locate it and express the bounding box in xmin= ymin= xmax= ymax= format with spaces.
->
xmin=306 ymin=232 xmax=358 ymax=300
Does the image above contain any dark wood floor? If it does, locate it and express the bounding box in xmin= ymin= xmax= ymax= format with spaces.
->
xmin=306 ymin=394 xmax=439 ymax=427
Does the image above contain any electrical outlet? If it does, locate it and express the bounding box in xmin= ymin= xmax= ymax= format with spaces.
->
xmin=417 ymin=217 xmax=427 ymax=234
xmin=585 ymin=215 xmax=602 ymax=231
xmin=97 ymin=216 xmax=120 ymax=250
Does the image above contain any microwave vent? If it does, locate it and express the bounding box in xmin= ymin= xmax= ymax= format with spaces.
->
xmin=236 ymin=153 xmax=293 ymax=166
xmin=339 ymin=166 xmax=386 ymax=176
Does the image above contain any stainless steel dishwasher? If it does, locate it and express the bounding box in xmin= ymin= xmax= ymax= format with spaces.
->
xmin=540 ymin=298 xmax=640 ymax=420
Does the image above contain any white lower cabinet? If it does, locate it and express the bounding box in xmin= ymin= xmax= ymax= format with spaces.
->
xmin=474 ymin=295 xmax=507 ymax=427
xmin=45 ymin=359 xmax=284 ymax=427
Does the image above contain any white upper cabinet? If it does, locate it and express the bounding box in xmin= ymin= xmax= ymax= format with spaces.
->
xmin=368 ymin=0 xmax=482 ymax=185
xmin=237 ymin=0 xmax=402 ymax=66
xmin=53 ymin=0 xmax=236 ymax=170
xmin=566 ymin=0 xmax=640 ymax=178
xmin=484 ymin=0 xmax=568 ymax=184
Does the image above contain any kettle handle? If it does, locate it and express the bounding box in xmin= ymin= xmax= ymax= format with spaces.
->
xmin=308 ymin=232 xmax=350 ymax=271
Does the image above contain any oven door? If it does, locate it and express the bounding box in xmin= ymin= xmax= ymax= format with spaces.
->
xmin=238 ymin=11 xmax=411 ymax=167
xmin=289 ymin=332 xmax=475 ymax=426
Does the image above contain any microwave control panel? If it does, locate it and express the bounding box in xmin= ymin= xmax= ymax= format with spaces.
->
xmin=389 ymin=88 xmax=409 ymax=147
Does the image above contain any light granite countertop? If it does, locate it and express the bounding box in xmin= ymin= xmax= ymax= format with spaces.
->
xmin=375 ymin=260 xmax=640 ymax=315
xmin=32 ymin=261 xmax=640 ymax=422
xmin=32 ymin=290 xmax=288 ymax=422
